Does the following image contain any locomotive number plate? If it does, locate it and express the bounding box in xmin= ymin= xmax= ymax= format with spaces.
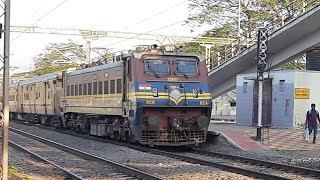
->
xmin=167 ymin=77 xmax=179 ymax=82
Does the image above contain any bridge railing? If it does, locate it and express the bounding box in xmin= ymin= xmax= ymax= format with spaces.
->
xmin=207 ymin=0 xmax=320 ymax=71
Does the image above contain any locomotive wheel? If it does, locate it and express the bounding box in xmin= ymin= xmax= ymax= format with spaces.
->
xmin=120 ymin=131 xmax=130 ymax=143
xmin=114 ymin=132 xmax=120 ymax=141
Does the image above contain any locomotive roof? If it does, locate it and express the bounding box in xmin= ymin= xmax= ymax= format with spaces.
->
xmin=20 ymin=72 xmax=61 ymax=85
xmin=68 ymin=61 xmax=123 ymax=76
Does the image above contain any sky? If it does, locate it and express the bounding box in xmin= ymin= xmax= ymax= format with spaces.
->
xmin=1 ymin=0 xmax=210 ymax=73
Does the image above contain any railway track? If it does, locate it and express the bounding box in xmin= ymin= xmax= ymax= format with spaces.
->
xmin=11 ymin=121 xmax=320 ymax=179
xmin=6 ymin=139 xmax=83 ymax=180
xmin=9 ymin=127 xmax=161 ymax=180
xmin=190 ymin=148 xmax=320 ymax=178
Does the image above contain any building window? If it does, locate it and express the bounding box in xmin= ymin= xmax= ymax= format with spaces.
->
xmin=110 ymin=80 xmax=115 ymax=94
xmin=279 ymin=80 xmax=285 ymax=92
xmin=104 ymin=80 xmax=109 ymax=94
xmin=116 ymin=79 xmax=121 ymax=93
xmin=67 ymin=85 xmax=70 ymax=96
xmin=75 ymin=84 xmax=78 ymax=96
xmin=93 ymin=82 xmax=97 ymax=95
xmin=71 ymin=85 xmax=74 ymax=96
xmin=93 ymin=74 xmax=98 ymax=80
xmin=98 ymin=81 xmax=103 ymax=94
xmin=83 ymin=76 xmax=87 ymax=81
xmin=117 ymin=70 xmax=122 ymax=76
xmin=79 ymin=84 xmax=83 ymax=95
xmin=88 ymin=83 xmax=92 ymax=95
xmin=243 ymin=82 xmax=248 ymax=93
xmin=83 ymin=83 xmax=87 ymax=95
xmin=104 ymin=73 xmax=109 ymax=78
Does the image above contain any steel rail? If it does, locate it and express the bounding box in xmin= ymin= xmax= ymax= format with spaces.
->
xmin=10 ymin=123 xmax=292 ymax=180
xmin=0 ymin=136 xmax=84 ymax=180
xmin=192 ymin=148 xmax=320 ymax=178
xmin=9 ymin=127 xmax=162 ymax=180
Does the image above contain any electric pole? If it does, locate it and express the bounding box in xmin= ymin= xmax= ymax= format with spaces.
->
xmin=1 ymin=0 xmax=11 ymax=179
xmin=256 ymin=28 xmax=268 ymax=141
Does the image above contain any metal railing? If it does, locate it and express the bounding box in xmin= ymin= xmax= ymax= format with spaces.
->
xmin=207 ymin=0 xmax=320 ymax=71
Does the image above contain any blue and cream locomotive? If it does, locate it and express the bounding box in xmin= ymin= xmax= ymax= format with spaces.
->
xmin=4 ymin=45 xmax=212 ymax=146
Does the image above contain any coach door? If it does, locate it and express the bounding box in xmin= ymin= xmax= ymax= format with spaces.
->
xmin=122 ymin=56 xmax=132 ymax=117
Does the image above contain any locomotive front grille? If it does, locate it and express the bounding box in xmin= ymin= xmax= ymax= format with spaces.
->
xmin=140 ymin=130 xmax=207 ymax=145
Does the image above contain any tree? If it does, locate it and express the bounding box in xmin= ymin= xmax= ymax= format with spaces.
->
xmin=33 ymin=40 xmax=85 ymax=76
xmin=185 ymin=0 xmax=316 ymax=70
xmin=186 ymin=0 xmax=310 ymax=40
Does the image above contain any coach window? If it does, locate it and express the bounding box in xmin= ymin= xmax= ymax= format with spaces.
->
xmin=75 ymin=84 xmax=79 ymax=96
xmin=79 ymin=84 xmax=83 ymax=95
xmin=98 ymin=81 xmax=103 ymax=94
xmin=67 ymin=85 xmax=70 ymax=96
xmin=88 ymin=83 xmax=92 ymax=95
xmin=93 ymin=82 xmax=98 ymax=95
xmin=36 ymin=92 xmax=40 ymax=99
xmin=110 ymin=80 xmax=115 ymax=94
xmin=116 ymin=79 xmax=121 ymax=93
xmin=83 ymin=83 xmax=87 ymax=95
xmin=24 ymin=93 xmax=29 ymax=100
xmin=104 ymin=80 xmax=109 ymax=94
xmin=71 ymin=85 xmax=74 ymax=96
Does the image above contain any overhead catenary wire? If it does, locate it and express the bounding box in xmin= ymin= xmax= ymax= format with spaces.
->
xmin=120 ymin=0 xmax=187 ymax=31
xmin=103 ymin=20 xmax=185 ymax=48
xmin=12 ymin=0 xmax=70 ymax=42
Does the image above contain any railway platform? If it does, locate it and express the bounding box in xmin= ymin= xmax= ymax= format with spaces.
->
xmin=209 ymin=122 xmax=320 ymax=151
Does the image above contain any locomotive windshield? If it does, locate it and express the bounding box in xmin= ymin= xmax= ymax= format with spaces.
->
xmin=174 ymin=59 xmax=198 ymax=77
xmin=144 ymin=59 xmax=169 ymax=76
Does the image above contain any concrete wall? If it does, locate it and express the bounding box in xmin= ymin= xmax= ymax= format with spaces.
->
xmin=236 ymin=75 xmax=254 ymax=126
xmin=236 ymin=70 xmax=320 ymax=128
xmin=270 ymin=72 xmax=295 ymax=128
xmin=211 ymin=91 xmax=236 ymax=117
xmin=236 ymin=71 xmax=295 ymax=128
xmin=294 ymin=71 xmax=320 ymax=128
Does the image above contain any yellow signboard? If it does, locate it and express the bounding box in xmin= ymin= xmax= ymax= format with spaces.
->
xmin=295 ymin=88 xmax=310 ymax=99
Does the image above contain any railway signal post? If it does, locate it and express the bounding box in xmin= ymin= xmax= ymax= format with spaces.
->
xmin=256 ymin=28 xmax=268 ymax=141
xmin=1 ymin=0 xmax=11 ymax=179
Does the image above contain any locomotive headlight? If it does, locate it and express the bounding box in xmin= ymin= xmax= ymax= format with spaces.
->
xmin=192 ymin=88 xmax=198 ymax=98
xmin=165 ymin=45 xmax=175 ymax=52
xmin=152 ymin=87 xmax=158 ymax=97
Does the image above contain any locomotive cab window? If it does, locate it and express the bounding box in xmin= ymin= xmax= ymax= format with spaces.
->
xmin=174 ymin=58 xmax=199 ymax=77
xmin=144 ymin=59 xmax=169 ymax=76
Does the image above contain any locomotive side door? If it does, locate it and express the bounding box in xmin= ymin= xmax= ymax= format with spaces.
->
xmin=122 ymin=56 xmax=132 ymax=117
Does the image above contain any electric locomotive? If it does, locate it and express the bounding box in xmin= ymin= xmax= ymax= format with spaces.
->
xmin=3 ymin=44 xmax=212 ymax=147
xmin=109 ymin=45 xmax=212 ymax=146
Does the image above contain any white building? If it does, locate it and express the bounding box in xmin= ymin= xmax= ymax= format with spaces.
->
xmin=236 ymin=70 xmax=320 ymax=128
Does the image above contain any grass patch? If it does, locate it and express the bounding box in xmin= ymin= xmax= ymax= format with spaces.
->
xmin=8 ymin=166 xmax=32 ymax=180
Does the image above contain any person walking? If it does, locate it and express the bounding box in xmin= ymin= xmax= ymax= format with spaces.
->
xmin=306 ymin=103 xmax=320 ymax=144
